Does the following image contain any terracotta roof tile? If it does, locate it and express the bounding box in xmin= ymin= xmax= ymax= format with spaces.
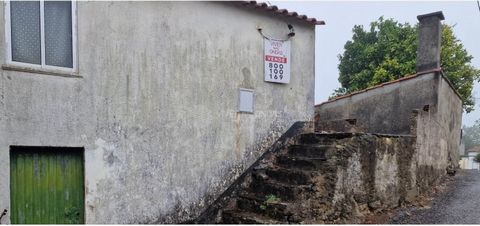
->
xmin=240 ymin=1 xmax=325 ymax=26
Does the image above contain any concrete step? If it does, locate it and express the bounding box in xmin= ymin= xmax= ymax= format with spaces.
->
xmin=298 ymin=132 xmax=354 ymax=145
xmin=264 ymin=167 xmax=315 ymax=185
xmin=249 ymin=174 xmax=311 ymax=201
xmin=221 ymin=209 xmax=283 ymax=224
xmin=276 ymin=155 xmax=326 ymax=170
xmin=236 ymin=192 xmax=291 ymax=222
xmin=288 ymin=144 xmax=330 ymax=159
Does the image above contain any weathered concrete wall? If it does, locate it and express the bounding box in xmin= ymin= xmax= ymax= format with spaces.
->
xmin=411 ymin=108 xmax=444 ymax=191
xmin=0 ymin=2 xmax=315 ymax=223
xmin=316 ymin=73 xmax=438 ymax=135
xmin=315 ymin=72 xmax=463 ymax=189
xmin=411 ymin=74 xmax=463 ymax=190
xmin=436 ymin=75 xmax=463 ymax=166
xmin=326 ymin=134 xmax=417 ymax=223
xmin=315 ymin=118 xmax=367 ymax=133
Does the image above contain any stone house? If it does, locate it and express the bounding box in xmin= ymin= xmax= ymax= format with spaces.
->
xmin=0 ymin=1 xmax=324 ymax=224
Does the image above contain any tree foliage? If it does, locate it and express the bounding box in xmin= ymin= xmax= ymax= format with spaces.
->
xmin=463 ymin=119 xmax=480 ymax=150
xmin=474 ymin=153 xmax=480 ymax=163
xmin=335 ymin=17 xmax=480 ymax=112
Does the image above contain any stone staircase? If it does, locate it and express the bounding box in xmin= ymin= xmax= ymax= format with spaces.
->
xmin=218 ymin=133 xmax=349 ymax=224
xmin=196 ymin=131 xmax=415 ymax=224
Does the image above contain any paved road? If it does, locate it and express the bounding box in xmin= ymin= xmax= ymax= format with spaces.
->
xmin=390 ymin=170 xmax=480 ymax=224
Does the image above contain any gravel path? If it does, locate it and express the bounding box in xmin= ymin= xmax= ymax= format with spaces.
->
xmin=390 ymin=170 xmax=480 ymax=224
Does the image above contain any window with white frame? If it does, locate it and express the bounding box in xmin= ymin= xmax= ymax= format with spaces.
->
xmin=5 ymin=1 xmax=76 ymax=71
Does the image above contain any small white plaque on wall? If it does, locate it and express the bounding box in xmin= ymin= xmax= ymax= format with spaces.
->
xmin=239 ymin=89 xmax=254 ymax=113
xmin=264 ymin=38 xmax=291 ymax=84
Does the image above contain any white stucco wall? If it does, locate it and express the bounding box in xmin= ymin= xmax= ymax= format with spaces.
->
xmin=0 ymin=2 xmax=316 ymax=223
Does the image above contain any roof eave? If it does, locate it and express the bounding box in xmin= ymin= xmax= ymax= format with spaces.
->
xmin=240 ymin=1 xmax=325 ymax=26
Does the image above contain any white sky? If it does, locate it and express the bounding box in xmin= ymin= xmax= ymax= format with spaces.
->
xmin=272 ymin=1 xmax=480 ymax=126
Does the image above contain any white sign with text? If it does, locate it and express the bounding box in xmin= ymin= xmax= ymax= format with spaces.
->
xmin=264 ymin=38 xmax=291 ymax=84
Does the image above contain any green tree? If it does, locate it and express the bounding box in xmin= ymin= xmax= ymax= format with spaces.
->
xmin=335 ymin=17 xmax=480 ymax=112
xmin=474 ymin=153 xmax=480 ymax=163
xmin=463 ymin=119 xmax=480 ymax=150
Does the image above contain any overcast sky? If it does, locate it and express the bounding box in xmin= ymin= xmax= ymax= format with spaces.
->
xmin=272 ymin=1 xmax=480 ymax=126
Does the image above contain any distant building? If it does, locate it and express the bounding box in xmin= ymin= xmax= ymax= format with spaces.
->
xmin=459 ymin=147 xmax=480 ymax=170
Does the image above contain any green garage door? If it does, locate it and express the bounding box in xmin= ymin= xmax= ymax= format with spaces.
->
xmin=10 ymin=147 xmax=84 ymax=224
